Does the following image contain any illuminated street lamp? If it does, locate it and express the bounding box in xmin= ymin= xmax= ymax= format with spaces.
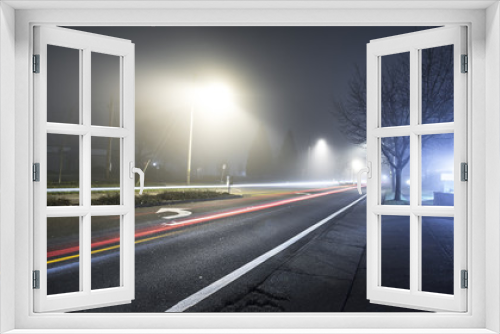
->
xmin=316 ymin=139 xmax=327 ymax=155
xmin=308 ymin=138 xmax=329 ymax=179
xmin=186 ymin=81 xmax=233 ymax=185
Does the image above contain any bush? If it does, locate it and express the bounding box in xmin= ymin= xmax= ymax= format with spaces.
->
xmin=47 ymin=197 xmax=72 ymax=206
xmin=91 ymin=193 xmax=120 ymax=205
xmin=56 ymin=190 xmax=233 ymax=207
xmin=135 ymin=190 xmax=229 ymax=207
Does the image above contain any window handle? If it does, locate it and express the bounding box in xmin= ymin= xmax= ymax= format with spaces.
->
xmin=356 ymin=161 xmax=372 ymax=195
xmin=129 ymin=162 xmax=145 ymax=195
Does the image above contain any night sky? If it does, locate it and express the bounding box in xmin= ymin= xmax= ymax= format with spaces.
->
xmin=62 ymin=26 xmax=432 ymax=182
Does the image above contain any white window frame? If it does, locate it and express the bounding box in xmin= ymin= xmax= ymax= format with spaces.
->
xmin=33 ymin=26 xmax=136 ymax=313
xmin=1 ymin=1 xmax=499 ymax=333
xmin=366 ymin=26 xmax=468 ymax=312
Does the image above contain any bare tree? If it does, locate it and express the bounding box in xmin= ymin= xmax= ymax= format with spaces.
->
xmin=333 ymin=46 xmax=453 ymax=201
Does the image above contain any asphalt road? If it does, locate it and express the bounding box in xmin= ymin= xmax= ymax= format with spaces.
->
xmin=47 ymin=185 xmax=365 ymax=312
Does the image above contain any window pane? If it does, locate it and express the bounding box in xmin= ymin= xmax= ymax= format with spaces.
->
xmin=92 ymin=52 xmax=121 ymax=127
xmin=381 ymin=52 xmax=410 ymax=127
xmin=421 ymin=45 xmax=454 ymax=124
xmin=47 ymin=45 xmax=80 ymax=124
xmin=421 ymin=217 xmax=454 ymax=294
xmin=422 ymin=134 xmax=454 ymax=206
xmin=381 ymin=215 xmax=410 ymax=290
xmin=381 ymin=136 xmax=410 ymax=205
xmin=91 ymin=216 xmax=121 ymax=290
xmin=47 ymin=134 xmax=80 ymax=206
xmin=47 ymin=217 xmax=80 ymax=295
xmin=91 ymin=137 xmax=121 ymax=205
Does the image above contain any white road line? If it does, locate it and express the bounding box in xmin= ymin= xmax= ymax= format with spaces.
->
xmin=165 ymin=194 xmax=367 ymax=312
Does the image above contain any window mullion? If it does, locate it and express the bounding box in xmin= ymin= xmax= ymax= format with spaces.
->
xmin=78 ymin=49 xmax=84 ymax=292
xmin=409 ymin=48 xmax=420 ymax=294
xmin=82 ymin=48 xmax=92 ymax=294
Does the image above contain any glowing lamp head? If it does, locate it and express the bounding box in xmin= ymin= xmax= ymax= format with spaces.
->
xmin=199 ymin=82 xmax=234 ymax=112
xmin=315 ymin=139 xmax=327 ymax=154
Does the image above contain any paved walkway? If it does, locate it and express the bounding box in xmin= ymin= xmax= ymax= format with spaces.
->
xmin=218 ymin=198 xmax=452 ymax=312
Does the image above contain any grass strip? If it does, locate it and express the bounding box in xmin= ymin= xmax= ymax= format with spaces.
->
xmin=47 ymin=190 xmax=231 ymax=207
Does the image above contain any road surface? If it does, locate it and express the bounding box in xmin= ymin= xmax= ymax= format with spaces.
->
xmin=47 ymin=185 xmax=366 ymax=312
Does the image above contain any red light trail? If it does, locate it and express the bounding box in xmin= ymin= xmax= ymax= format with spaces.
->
xmin=47 ymin=186 xmax=357 ymax=260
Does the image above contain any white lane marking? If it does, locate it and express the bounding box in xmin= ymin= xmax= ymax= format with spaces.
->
xmin=295 ymin=192 xmax=311 ymax=195
xmin=156 ymin=208 xmax=192 ymax=223
xmin=165 ymin=194 xmax=367 ymax=312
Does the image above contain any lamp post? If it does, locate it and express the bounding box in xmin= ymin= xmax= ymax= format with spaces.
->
xmin=185 ymin=81 xmax=233 ymax=185
xmin=220 ymin=163 xmax=227 ymax=183
xmin=186 ymin=100 xmax=195 ymax=185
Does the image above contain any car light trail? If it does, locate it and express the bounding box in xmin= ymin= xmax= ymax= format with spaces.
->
xmin=47 ymin=186 xmax=359 ymax=263
xmin=46 ymin=180 xmax=343 ymax=193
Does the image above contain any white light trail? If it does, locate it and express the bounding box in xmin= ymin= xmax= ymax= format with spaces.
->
xmin=47 ymin=180 xmax=343 ymax=193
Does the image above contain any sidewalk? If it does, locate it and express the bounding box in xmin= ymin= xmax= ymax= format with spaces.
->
xmin=217 ymin=198 xmax=452 ymax=312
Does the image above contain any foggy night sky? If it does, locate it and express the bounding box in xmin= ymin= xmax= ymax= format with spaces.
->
xmin=62 ymin=26 xmax=432 ymax=181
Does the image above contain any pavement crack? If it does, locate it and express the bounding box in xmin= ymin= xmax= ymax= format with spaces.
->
xmin=339 ymin=247 xmax=366 ymax=312
xmin=218 ymin=286 xmax=288 ymax=312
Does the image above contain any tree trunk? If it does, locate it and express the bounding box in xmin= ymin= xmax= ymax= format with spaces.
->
xmin=394 ymin=167 xmax=402 ymax=201
xmin=390 ymin=166 xmax=396 ymax=192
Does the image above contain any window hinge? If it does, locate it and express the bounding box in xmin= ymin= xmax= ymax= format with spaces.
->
xmin=33 ymin=163 xmax=40 ymax=182
xmin=33 ymin=54 xmax=40 ymax=73
xmin=33 ymin=270 xmax=40 ymax=289
xmin=461 ymin=162 xmax=468 ymax=182
xmin=461 ymin=270 xmax=468 ymax=289
xmin=461 ymin=54 xmax=468 ymax=73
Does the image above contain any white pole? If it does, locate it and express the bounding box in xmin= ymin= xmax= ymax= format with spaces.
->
xmin=187 ymin=102 xmax=194 ymax=185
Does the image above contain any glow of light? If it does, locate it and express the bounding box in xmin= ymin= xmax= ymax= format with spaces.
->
xmin=441 ymin=173 xmax=453 ymax=181
xmin=351 ymin=159 xmax=362 ymax=169
xmin=406 ymin=179 xmax=410 ymax=185
xmin=198 ymin=82 xmax=234 ymax=113
xmin=351 ymin=159 xmax=363 ymax=174
xmin=314 ymin=138 xmax=327 ymax=154
xmin=382 ymin=174 xmax=388 ymax=180
xmin=152 ymin=162 xmax=157 ymax=167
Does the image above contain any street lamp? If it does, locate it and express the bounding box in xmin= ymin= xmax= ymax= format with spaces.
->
xmin=186 ymin=99 xmax=195 ymax=185
xmin=186 ymin=81 xmax=233 ymax=185
xmin=308 ymin=138 xmax=329 ymax=179
xmin=220 ymin=163 xmax=227 ymax=183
